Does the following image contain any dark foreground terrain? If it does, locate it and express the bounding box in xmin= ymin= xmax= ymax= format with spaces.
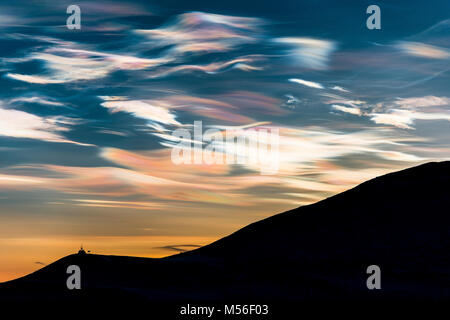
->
xmin=1 ymin=161 xmax=449 ymax=311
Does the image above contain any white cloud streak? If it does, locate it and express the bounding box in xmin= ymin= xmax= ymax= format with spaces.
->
xmin=0 ymin=106 xmax=92 ymax=145
xmin=289 ymin=78 xmax=324 ymax=89
xmin=100 ymin=99 xmax=181 ymax=126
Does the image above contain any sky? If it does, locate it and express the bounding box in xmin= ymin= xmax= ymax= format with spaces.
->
xmin=0 ymin=0 xmax=449 ymax=282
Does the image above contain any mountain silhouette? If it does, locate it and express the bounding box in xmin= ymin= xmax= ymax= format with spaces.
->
xmin=1 ymin=161 xmax=449 ymax=305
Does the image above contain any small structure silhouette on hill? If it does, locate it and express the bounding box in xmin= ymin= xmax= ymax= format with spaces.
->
xmin=78 ymin=245 xmax=87 ymax=255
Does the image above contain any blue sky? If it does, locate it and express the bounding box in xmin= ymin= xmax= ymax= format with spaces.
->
xmin=0 ymin=0 xmax=449 ymax=280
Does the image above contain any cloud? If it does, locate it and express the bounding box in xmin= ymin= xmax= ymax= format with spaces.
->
xmin=100 ymin=99 xmax=181 ymax=126
xmin=97 ymin=130 xmax=129 ymax=137
xmin=0 ymin=119 xmax=426 ymax=209
xmin=0 ymin=106 xmax=92 ymax=145
xmin=219 ymin=91 xmax=285 ymax=116
xmin=369 ymin=109 xmax=450 ymax=129
xmin=4 ymin=12 xmax=265 ymax=85
xmin=7 ymin=48 xmax=171 ymax=84
xmin=98 ymin=96 xmax=129 ymax=101
xmin=331 ymin=104 xmax=362 ymax=116
xmin=0 ymin=7 xmax=445 ymax=220
xmin=161 ymin=95 xmax=254 ymax=124
xmin=134 ymin=122 xmax=424 ymax=188
xmin=146 ymin=56 xmax=264 ymax=78
xmin=23 ymin=160 xmax=273 ymax=206
xmin=283 ymin=94 xmax=302 ymax=109
xmin=370 ymin=111 xmax=415 ymax=129
xmin=397 ymin=41 xmax=450 ymax=59
xmin=1 ymin=33 xmax=74 ymax=46
xmin=365 ymin=95 xmax=450 ymax=129
xmin=270 ymin=126 xmax=424 ymax=175
xmin=394 ymin=96 xmax=450 ymax=108
xmin=327 ymin=95 xmax=450 ymax=129
xmin=289 ymin=78 xmax=324 ymax=89
xmin=73 ymin=199 xmax=164 ymax=210
xmin=135 ymin=12 xmax=264 ymax=54
xmin=324 ymin=98 xmax=365 ymax=108
xmin=331 ymin=86 xmax=350 ymax=93
xmin=114 ymin=91 xmax=283 ymax=126
xmin=0 ymin=174 xmax=44 ymax=187
xmin=10 ymin=96 xmax=64 ymax=107
xmin=275 ymin=37 xmax=336 ymax=69
xmin=155 ymin=244 xmax=201 ymax=253
xmin=6 ymin=74 xmax=63 ymax=84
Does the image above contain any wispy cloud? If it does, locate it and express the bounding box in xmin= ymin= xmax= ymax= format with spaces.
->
xmin=370 ymin=109 xmax=450 ymax=130
xmin=146 ymin=56 xmax=264 ymax=78
xmin=6 ymin=74 xmax=62 ymax=84
xmin=7 ymin=48 xmax=171 ymax=84
xmin=73 ymin=199 xmax=164 ymax=210
xmin=397 ymin=41 xmax=450 ymax=59
xmin=0 ymin=174 xmax=44 ymax=187
xmin=394 ymin=96 xmax=450 ymax=108
xmin=10 ymin=96 xmax=64 ymax=107
xmin=331 ymin=104 xmax=362 ymax=116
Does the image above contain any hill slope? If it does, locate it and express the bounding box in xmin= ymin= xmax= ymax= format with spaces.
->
xmin=1 ymin=161 xmax=449 ymax=302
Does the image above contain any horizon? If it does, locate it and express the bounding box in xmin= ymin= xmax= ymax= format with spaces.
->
xmin=1 ymin=0 xmax=450 ymax=283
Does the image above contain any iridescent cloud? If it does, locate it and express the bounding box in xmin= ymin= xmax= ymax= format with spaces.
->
xmin=135 ymin=12 xmax=264 ymax=54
